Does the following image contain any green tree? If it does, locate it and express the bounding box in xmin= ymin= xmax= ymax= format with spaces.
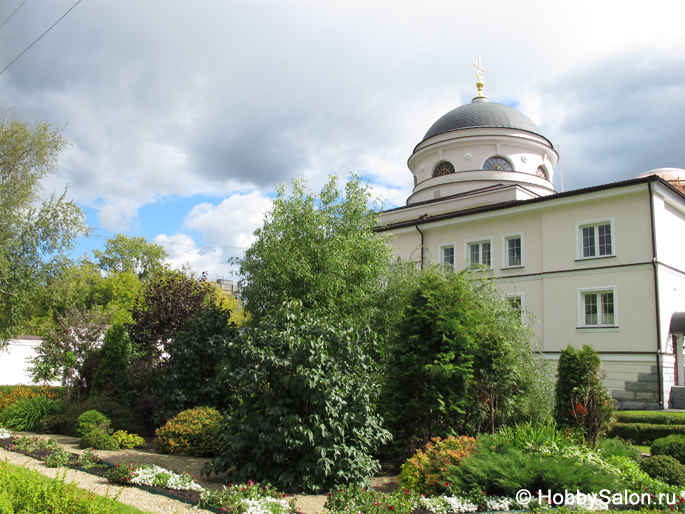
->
xmin=203 ymin=300 xmax=391 ymax=492
xmin=92 ymin=322 xmax=133 ymax=406
xmin=92 ymin=270 xmax=144 ymax=325
xmin=233 ymin=175 xmax=393 ymax=326
xmin=28 ymin=307 xmax=111 ymax=402
xmin=382 ymin=266 xmax=552 ymax=459
xmin=157 ymin=305 xmax=238 ymax=423
xmin=554 ymin=344 xmax=614 ymax=445
xmin=93 ymin=234 xmax=168 ymax=281
xmin=0 ymin=113 xmax=88 ymax=346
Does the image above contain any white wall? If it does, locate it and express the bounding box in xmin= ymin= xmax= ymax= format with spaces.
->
xmin=0 ymin=337 xmax=59 ymax=386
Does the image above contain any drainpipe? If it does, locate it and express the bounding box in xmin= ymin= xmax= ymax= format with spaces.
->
xmin=415 ymin=222 xmax=425 ymax=270
xmin=648 ymin=179 xmax=664 ymax=407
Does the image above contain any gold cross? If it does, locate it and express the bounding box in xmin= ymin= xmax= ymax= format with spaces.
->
xmin=473 ymin=55 xmax=486 ymax=82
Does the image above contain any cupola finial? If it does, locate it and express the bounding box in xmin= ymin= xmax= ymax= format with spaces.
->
xmin=472 ymin=55 xmax=489 ymax=103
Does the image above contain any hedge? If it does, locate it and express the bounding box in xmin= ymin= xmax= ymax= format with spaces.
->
xmin=607 ymin=422 xmax=685 ymax=444
xmin=615 ymin=411 xmax=685 ymax=426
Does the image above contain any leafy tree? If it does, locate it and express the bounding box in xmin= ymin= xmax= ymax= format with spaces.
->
xmin=0 ymin=113 xmax=88 ymax=346
xmin=233 ymin=175 xmax=393 ymax=326
xmin=382 ymin=266 xmax=553 ymax=459
xmin=92 ymin=322 xmax=133 ymax=406
xmin=28 ymin=307 xmax=111 ymax=402
xmin=91 ymin=270 xmax=144 ymax=325
xmin=157 ymin=305 xmax=238 ymax=423
xmin=554 ymin=344 xmax=613 ymax=445
xmin=93 ymin=234 xmax=168 ymax=281
xmin=126 ymin=268 xmax=217 ymax=358
xmin=203 ymin=300 xmax=391 ymax=492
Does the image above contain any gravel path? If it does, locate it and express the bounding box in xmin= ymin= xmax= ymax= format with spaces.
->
xmin=1 ymin=433 xmax=398 ymax=514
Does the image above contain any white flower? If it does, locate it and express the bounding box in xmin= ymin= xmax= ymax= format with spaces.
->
xmin=0 ymin=428 xmax=13 ymax=439
xmin=129 ymin=464 xmax=204 ymax=492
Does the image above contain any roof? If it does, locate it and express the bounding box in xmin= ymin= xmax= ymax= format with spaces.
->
xmin=375 ymin=175 xmax=685 ymax=232
xmin=419 ymin=101 xmax=547 ymax=145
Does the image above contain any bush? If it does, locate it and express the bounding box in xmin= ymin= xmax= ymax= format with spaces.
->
xmin=651 ymin=434 xmax=685 ymax=464
xmin=640 ymin=455 xmax=685 ymax=486
xmin=154 ymin=406 xmax=223 ymax=457
xmin=615 ymin=411 xmax=685 ymax=425
xmin=202 ymin=301 xmax=391 ymax=493
xmin=599 ymin=437 xmax=642 ymax=460
xmin=92 ymin=322 xmax=132 ymax=406
xmin=37 ymin=413 xmax=70 ymax=434
xmin=80 ymin=430 xmax=119 ymax=451
xmin=157 ymin=305 xmax=238 ymax=424
xmin=447 ymin=440 xmax=619 ymax=496
xmin=554 ymin=344 xmax=614 ymax=445
xmin=0 ymin=396 xmax=65 ymax=431
xmin=76 ymin=410 xmax=111 ymax=437
xmin=44 ymin=448 xmax=72 ymax=468
xmin=398 ymin=436 xmax=477 ymax=496
xmin=112 ymin=430 xmax=145 ymax=449
xmin=607 ymin=422 xmax=685 ymax=445
xmin=44 ymin=395 xmax=143 ymax=437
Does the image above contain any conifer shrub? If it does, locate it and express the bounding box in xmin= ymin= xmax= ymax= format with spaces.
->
xmin=92 ymin=322 xmax=132 ymax=406
xmin=80 ymin=430 xmax=119 ymax=451
xmin=651 ymin=434 xmax=685 ymax=464
xmin=398 ymin=436 xmax=477 ymax=496
xmin=554 ymin=344 xmax=613 ymax=445
xmin=640 ymin=454 xmax=685 ymax=486
xmin=154 ymin=406 xmax=224 ymax=457
xmin=76 ymin=410 xmax=111 ymax=437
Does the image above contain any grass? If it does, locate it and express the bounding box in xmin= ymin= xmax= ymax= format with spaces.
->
xmin=637 ymin=445 xmax=651 ymax=454
xmin=0 ymin=460 xmax=149 ymax=514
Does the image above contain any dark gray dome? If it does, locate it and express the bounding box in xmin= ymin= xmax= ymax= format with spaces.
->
xmin=421 ymin=101 xmax=545 ymax=143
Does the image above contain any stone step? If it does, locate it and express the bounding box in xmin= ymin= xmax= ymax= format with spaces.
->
xmin=652 ymin=365 xmax=659 ymax=375
xmin=612 ymin=390 xmax=635 ymax=401
xmin=636 ymin=392 xmax=657 ymax=401
xmin=615 ymin=400 xmax=663 ymax=411
xmin=671 ymin=386 xmax=685 ymax=398
xmin=625 ymin=381 xmax=659 ymax=393
xmin=638 ymin=372 xmax=659 ymax=382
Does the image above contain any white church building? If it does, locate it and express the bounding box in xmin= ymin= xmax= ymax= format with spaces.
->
xmin=378 ymin=65 xmax=685 ymax=410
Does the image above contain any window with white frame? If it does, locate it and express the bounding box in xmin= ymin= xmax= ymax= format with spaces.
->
xmin=577 ymin=219 xmax=614 ymax=259
xmin=578 ymin=287 xmax=617 ymax=327
xmin=507 ymin=294 xmax=523 ymax=318
xmin=503 ymin=234 xmax=523 ymax=268
xmin=465 ymin=238 xmax=492 ymax=268
xmin=441 ymin=244 xmax=455 ymax=268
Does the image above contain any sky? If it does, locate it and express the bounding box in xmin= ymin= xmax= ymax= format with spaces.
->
xmin=1 ymin=0 xmax=684 ymax=280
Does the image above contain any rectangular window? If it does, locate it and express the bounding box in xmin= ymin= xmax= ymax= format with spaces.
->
xmin=502 ymin=233 xmax=523 ymax=268
xmin=507 ymin=294 xmax=523 ymax=318
xmin=579 ymin=288 xmax=617 ymax=327
xmin=442 ymin=246 xmax=455 ymax=267
xmin=578 ymin=219 xmax=614 ymax=259
xmin=467 ymin=241 xmax=491 ymax=267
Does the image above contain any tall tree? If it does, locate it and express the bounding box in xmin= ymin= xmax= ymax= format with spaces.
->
xmin=0 ymin=113 xmax=88 ymax=347
xmin=93 ymin=234 xmax=168 ymax=281
xmin=234 ymin=175 xmax=393 ymax=326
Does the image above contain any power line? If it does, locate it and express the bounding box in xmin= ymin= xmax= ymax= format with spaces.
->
xmin=0 ymin=0 xmax=83 ymax=76
xmin=0 ymin=0 xmax=28 ymax=31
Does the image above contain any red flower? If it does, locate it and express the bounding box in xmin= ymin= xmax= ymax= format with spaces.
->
xmin=282 ymin=493 xmax=286 ymax=498
xmin=328 ymin=493 xmax=332 ymax=497
xmin=389 ymin=506 xmax=395 ymax=511
xmin=445 ymin=482 xmax=449 ymax=487
xmin=404 ymin=489 xmax=409 ymax=495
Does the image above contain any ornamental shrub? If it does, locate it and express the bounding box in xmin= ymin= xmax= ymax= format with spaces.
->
xmin=154 ymin=406 xmax=224 ymax=457
xmin=0 ymin=385 xmax=61 ymax=411
xmin=112 ymin=430 xmax=145 ymax=449
xmin=157 ymin=305 xmax=238 ymax=424
xmin=640 ymin=455 xmax=685 ymax=486
xmin=91 ymin=322 xmax=132 ymax=406
xmin=447 ymin=439 xmax=619 ymax=496
xmin=554 ymin=344 xmax=614 ymax=445
xmin=76 ymin=410 xmax=111 ymax=437
xmin=0 ymin=396 xmax=65 ymax=431
xmin=607 ymin=422 xmax=685 ymax=445
xmin=398 ymin=436 xmax=477 ymax=496
xmin=80 ymin=430 xmax=119 ymax=450
xmin=202 ymin=301 xmax=391 ymax=493
xmin=41 ymin=395 xmax=143 ymax=437
xmin=599 ymin=437 xmax=642 ymax=460
xmin=651 ymin=434 xmax=685 ymax=464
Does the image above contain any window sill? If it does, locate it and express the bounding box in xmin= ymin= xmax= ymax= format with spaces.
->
xmin=501 ymin=265 xmax=524 ymax=270
xmin=576 ymin=326 xmax=619 ymax=332
xmin=575 ymin=255 xmax=616 ymax=262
